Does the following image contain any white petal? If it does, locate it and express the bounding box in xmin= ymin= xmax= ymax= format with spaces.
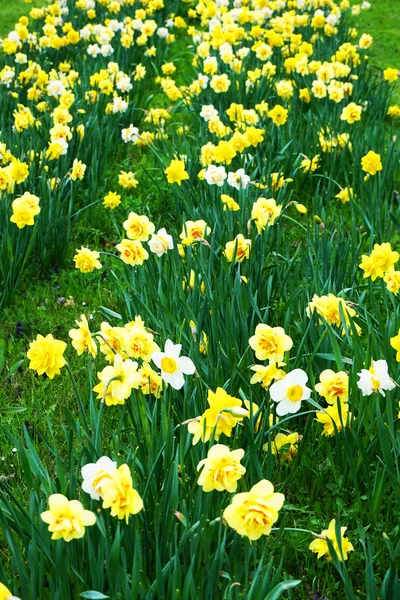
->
xmin=151 ymin=352 xmax=164 ymax=369
xmin=276 ymin=399 xmax=292 ymax=416
xmin=179 ymin=356 xmax=196 ymax=375
xmin=276 ymin=399 xmax=301 ymax=416
xmin=286 ymin=368 xmax=308 ymax=385
xmin=165 ymin=339 xmax=181 ymax=358
xmin=163 ymin=371 xmax=185 ymax=390
xmin=269 ymin=379 xmax=287 ymax=402
xmin=373 ymin=360 xmax=388 ymax=375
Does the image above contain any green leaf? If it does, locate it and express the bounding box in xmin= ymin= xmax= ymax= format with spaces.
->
xmin=80 ymin=592 xmax=110 ymax=599
xmin=263 ymin=580 xmax=301 ymax=600
xmin=0 ymin=339 xmax=6 ymax=373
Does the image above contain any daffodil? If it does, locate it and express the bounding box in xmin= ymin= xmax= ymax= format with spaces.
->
xmin=151 ymin=339 xmax=195 ymax=390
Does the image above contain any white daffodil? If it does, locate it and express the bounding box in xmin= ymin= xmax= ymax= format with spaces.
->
xmin=81 ymin=456 xmax=117 ymax=500
xmin=269 ymin=368 xmax=311 ymax=416
xmin=357 ymin=359 xmax=395 ymax=396
xmin=148 ymin=228 xmax=174 ymax=257
xmin=200 ymin=104 xmax=218 ymax=122
xmin=121 ymin=124 xmax=139 ymax=143
xmin=204 ymin=164 xmax=227 ymax=187
xmin=227 ymin=168 xmax=250 ymax=190
xmin=151 ymin=339 xmax=195 ymax=390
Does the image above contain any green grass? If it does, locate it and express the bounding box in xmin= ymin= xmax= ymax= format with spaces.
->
xmin=350 ymin=0 xmax=400 ymax=70
xmin=0 ymin=0 xmax=47 ymax=35
xmin=350 ymin=0 xmax=400 ymax=102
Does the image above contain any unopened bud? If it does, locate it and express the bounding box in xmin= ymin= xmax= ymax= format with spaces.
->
xmin=221 ymin=406 xmax=249 ymax=418
xmin=295 ymin=203 xmax=307 ymax=214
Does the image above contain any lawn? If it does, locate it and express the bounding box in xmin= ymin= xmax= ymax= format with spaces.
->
xmin=0 ymin=1 xmax=400 ymax=599
xmin=0 ymin=0 xmax=47 ymax=35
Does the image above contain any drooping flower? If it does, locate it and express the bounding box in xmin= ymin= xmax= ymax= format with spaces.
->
xmin=151 ymin=339 xmax=195 ymax=390
xmin=315 ymin=402 xmax=352 ymax=436
xmin=307 ymin=293 xmax=359 ymax=333
xmin=224 ymin=234 xmax=251 ymax=263
xmin=137 ymin=362 xmax=163 ymax=397
xmin=41 ymin=494 xmax=96 ymax=541
xmin=187 ymin=387 xmax=244 ymax=444
xmin=69 ymin=314 xmax=97 ymax=358
xmin=309 ymin=519 xmax=354 ymax=561
xmin=251 ymin=197 xmax=281 ymax=232
xmin=27 ymin=334 xmax=67 ymax=379
xmin=98 ymin=322 xmax=127 ymax=363
xmin=265 ymin=432 xmax=300 ymax=461
xmin=93 ymin=353 xmax=140 ymax=406
xmin=249 ymin=324 xmax=293 ymax=362
xmin=179 ymin=220 xmax=210 ymax=246
xmin=227 ymin=168 xmax=250 ymax=190
xmin=357 ymin=359 xmax=395 ymax=396
xmin=101 ymin=464 xmax=143 ymax=523
xmin=315 ymin=370 xmax=348 ymax=404
xmin=221 ymin=194 xmax=240 ymax=211
xmin=81 ymin=456 xmax=117 ymax=500
xmin=250 ymin=362 xmax=285 ymax=390
xmin=197 ymin=445 xmax=245 ymax=492
xmin=270 ymin=369 xmax=311 ymax=416
xmin=71 ymin=159 xmax=86 ymax=181
xmin=223 ymin=480 xmax=285 ymax=540
xmin=335 ymin=186 xmax=353 ymax=203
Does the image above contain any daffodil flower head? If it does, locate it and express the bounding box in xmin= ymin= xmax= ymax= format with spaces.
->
xmin=309 ymin=519 xmax=354 ymax=561
xmin=269 ymin=369 xmax=311 ymax=416
xmin=81 ymin=456 xmax=117 ymax=500
xmin=357 ymin=359 xmax=395 ymax=396
xmin=151 ymin=339 xmax=195 ymax=390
